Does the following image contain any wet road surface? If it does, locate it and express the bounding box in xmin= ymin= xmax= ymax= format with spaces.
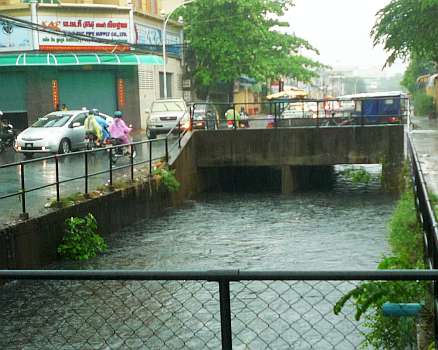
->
xmin=410 ymin=115 xmax=438 ymax=195
xmin=0 ymin=134 xmax=176 ymax=226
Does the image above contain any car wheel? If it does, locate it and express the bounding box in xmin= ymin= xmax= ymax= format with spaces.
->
xmin=147 ymin=129 xmax=156 ymax=140
xmin=23 ymin=153 xmax=34 ymax=159
xmin=58 ymin=138 xmax=71 ymax=154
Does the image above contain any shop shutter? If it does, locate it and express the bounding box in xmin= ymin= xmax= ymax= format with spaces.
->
xmin=0 ymin=72 xmax=27 ymax=112
xmin=58 ymin=70 xmax=116 ymax=115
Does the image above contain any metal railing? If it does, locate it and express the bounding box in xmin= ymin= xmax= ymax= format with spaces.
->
xmin=0 ymin=123 xmax=189 ymax=220
xmin=189 ymin=96 xmax=409 ymax=131
xmin=408 ymin=135 xmax=438 ymax=342
xmin=0 ymin=269 xmax=436 ymax=350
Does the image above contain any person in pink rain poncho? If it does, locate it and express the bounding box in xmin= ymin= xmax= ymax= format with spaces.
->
xmin=109 ymin=110 xmax=132 ymax=145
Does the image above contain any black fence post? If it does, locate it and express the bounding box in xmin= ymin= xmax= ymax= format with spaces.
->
xmin=233 ymin=104 xmax=236 ymax=130
xmin=19 ymin=162 xmax=27 ymax=219
xmin=165 ymin=138 xmax=169 ymax=163
xmin=149 ymin=141 xmax=153 ymax=175
xmin=84 ymin=152 xmax=88 ymax=194
xmin=361 ymin=101 xmax=365 ymax=126
xmin=55 ymin=156 xmax=60 ymax=203
xmin=219 ymin=280 xmax=233 ymax=350
xmin=274 ymin=103 xmax=278 ymax=128
xmin=178 ymin=121 xmax=182 ymax=149
xmin=109 ymin=148 xmax=113 ymax=186
xmin=130 ymin=144 xmax=134 ymax=181
xmin=316 ymin=101 xmax=320 ymax=127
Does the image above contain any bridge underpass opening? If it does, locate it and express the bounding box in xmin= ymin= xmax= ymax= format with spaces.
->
xmin=203 ymin=165 xmax=336 ymax=193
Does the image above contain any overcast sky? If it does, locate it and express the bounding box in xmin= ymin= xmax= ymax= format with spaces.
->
xmin=284 ymin=0 xmax=406 ymax=76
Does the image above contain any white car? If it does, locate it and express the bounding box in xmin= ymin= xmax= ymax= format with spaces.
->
xmin=15 ymin=110 xmax=112 ymax=158
xmin=146 ymin=99 xmax=189 ymax=139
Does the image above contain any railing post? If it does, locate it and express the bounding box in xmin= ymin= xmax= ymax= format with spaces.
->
xmin=55 ymin=155 xmax=60 ymax=203
xmin=274 ymin=103 xmax=278 ymax=128
xmin=109 ymin=148 xmax=113 ymax=186
xmin=219 ymin=280 xmax=233 ymax=350
xmin=84 ymin=152 xmax=88 ymax=194
xmin=149 ymin=140 xmax=153 ymax=175
xmin=130 ymin=144 xmax=134 ymax=181
xmin=361 ymin=100 xmax=365 ymax=126
xmin=178 ymin=121 xmax=182 ymax=149
xmin=233 ymin=104 xmax=236 ymax=130
xmin=316 ymin=101 xmax=320 ymax=127
xmin=19 ymin=162 xmax=28 ymax=219
xmin=165 ymin=138 xmax=169 ymax=163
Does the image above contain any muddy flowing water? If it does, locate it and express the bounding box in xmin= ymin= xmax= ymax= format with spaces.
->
xmin=0 ymin=165 xmax=395 ymax=349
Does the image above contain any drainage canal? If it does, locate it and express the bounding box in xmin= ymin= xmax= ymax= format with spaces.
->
xmin=0 ymin=165 xmax=396 ymax=349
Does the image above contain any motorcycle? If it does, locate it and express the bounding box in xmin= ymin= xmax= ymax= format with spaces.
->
xmin=84 ymin=132 xmax=100 ymax=150
xmin=107 ymin=137 xmax=136 ymax=165
xmin=0 ymin=121 xmax=16 ymax=153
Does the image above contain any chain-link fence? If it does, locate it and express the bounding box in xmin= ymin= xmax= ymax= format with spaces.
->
xmin=0 ymin=270 xmax=435 ymax=349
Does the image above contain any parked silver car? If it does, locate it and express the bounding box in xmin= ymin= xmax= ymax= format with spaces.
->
xmin=146 ymin=99 xmax=189 ymax=139
xmin=15 ymin=110 xmax=112 ymax=158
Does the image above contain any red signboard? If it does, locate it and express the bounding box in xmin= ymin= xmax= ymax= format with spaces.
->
xmin=52 ymin=80 xmax=59 ymax=110
xmin=117 ymin=78 xmax=126 ymax=108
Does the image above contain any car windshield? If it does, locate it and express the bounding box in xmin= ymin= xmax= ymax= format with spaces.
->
xmin=152 ymin=101 xmax=186 ymax=112
xmin=32 ymin=114 xmax=72 ymax=128
xmin=194 ymin=103 xmax=210 ymax=112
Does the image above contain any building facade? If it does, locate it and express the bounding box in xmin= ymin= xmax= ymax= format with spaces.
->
xmin=0 ymin=0 xmax=185 ymax=129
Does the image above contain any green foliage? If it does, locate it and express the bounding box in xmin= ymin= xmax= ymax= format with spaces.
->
xmin=152 ymin=167 xmax=181 ymax=192
xmin=413 ymin=91 xmax=435 ymax=117
xmin=389 ymin=190 xmax=423 ymax=265
xmin=401 ymin=56 xmax=436 ymax=94
xmin=334 ymin=179 xmax=428 ymax=349
xmin=48 ymin=192 xmax=86 ymax=208
xmin=341 ymin=168 xmax=372 ymax=184
xmin=178 ymin=0 xmax=324 ymax=94
xmin=57 ymin=213 xmax=107 ymax=260
xmin=372 ymin=0 xmax=438 ymax=65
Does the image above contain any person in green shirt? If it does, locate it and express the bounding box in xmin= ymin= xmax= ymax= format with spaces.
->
xmin=225 ymin=107 xmax=240 ymax=128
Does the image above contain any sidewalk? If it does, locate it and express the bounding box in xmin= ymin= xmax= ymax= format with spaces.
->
xmin=410 ymin=115 xmax=438 ymax=194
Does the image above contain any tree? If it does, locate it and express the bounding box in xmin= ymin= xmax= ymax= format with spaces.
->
xmin=178 ymin=0 xmax=323 ymax=96
xmin=372 ymin=0 xmax=438 ymax=66
xmin=401 ymin=56 xmax=435 ymax=93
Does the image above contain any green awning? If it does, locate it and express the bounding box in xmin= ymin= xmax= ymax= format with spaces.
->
xmin=0 ymin=53 xmax=163 ymax=66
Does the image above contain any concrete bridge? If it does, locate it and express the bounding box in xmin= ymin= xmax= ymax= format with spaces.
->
xmin=174 ymin=124 xmax=405 ymax=195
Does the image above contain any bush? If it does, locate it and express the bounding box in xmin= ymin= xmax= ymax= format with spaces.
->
xmin=334 ymin=177 xmax=431 ymax=349
xmin=57 ymin=213 xmax=107 ymax=260
xmin=413 ymin=91 xmax=435 ymax=117
xmin=341 ymin=168 xmax=372 ymax=184
xmin=152 ymin=167 xmax=181 ymax=192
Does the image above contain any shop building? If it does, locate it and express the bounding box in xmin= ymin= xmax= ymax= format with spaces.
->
xmin=0 ymin=0 xmax=185 ymax=129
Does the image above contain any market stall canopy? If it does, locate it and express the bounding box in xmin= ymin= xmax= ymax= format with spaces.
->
xmin=0 ymin=53 xmax=163 ymax=66
xmin=266 ymin=88 xmax=308 ymax=100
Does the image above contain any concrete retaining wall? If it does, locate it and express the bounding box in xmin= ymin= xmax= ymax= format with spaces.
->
xmin=194 ymin=125 xmax=404 ymax=167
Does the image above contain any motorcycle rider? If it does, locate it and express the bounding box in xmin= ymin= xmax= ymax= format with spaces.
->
xmin=84 ymin=109 xmax=103 ymax=146
xmin=109 ymin=111 xmax=132 ymax=153
xmin=225 ymin=106 xmax=240 ymax=128
xmin=92 ymin=109 xmax=111 ymax=143
xmin=0 ymin=111 xmax=15 ymax=149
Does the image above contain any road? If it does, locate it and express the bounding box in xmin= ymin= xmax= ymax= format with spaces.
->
xmin=0 ymin=134 xmax=176 ymax=226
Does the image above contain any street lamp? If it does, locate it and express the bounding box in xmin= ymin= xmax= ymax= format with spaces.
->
xmin=161 ymin=0 xmax=194 ymax=99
